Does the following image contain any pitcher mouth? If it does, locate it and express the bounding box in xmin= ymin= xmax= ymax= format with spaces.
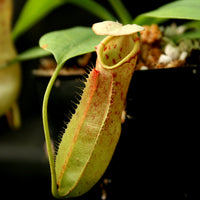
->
xmin=97 ymin=33 xmax=140 ymax=70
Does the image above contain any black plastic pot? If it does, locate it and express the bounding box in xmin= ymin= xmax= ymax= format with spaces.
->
xmin=108 ymin=66 xmax=200 ymax=199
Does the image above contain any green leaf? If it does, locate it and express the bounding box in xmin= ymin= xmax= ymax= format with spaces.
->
xmin=3 ymin=26 xmax=103 ymax=69
xmin=139 ymin=0 xmax=200 ymax=21
xmin=0 ymin=47 xmax=51 ymax=69
xmin=17 ymin=46 xmax=51 ymax=61
xmin=39 ymin=26 xmax=105 ymax=65
xmin=12 ymin=0 xmax=65 ymax=40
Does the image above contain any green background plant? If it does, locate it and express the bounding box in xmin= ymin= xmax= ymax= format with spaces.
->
xmin=1 ymin=0 xmax=200 ymax=69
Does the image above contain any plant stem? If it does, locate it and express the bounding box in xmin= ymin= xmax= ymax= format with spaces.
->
xmin=108 ymin=0 xmax=132 ymax=24
xmin=42 ymin=63 xmax=63 ymax=198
